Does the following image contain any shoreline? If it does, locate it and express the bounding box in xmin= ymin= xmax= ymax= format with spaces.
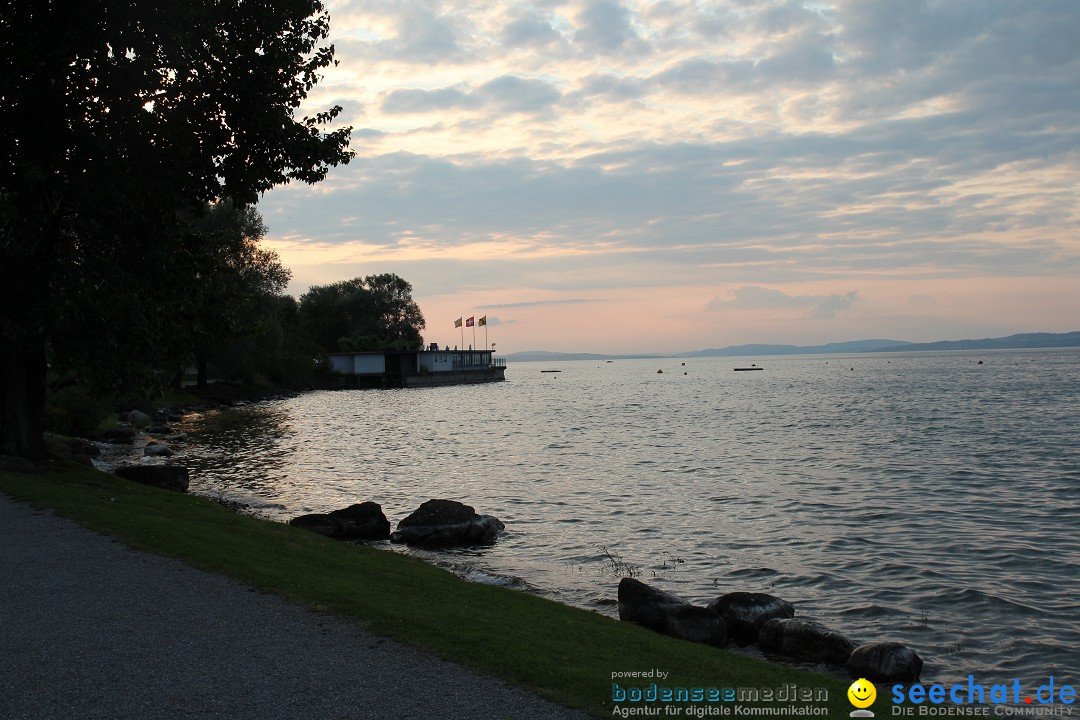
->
xmin=89 ymin=406 xmax=852 ymax=685
xmin=0 ymin=461 xmax=854 ymax=718
xmin=0 ymin=490 xmax=589 ymax=720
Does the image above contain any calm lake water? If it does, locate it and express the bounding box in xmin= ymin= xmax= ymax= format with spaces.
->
xmin=176 ymin=349 xmax=1080 ymax=684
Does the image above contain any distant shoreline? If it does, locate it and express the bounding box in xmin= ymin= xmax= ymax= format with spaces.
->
xmin=503 ymin=330 xmax=1080 ymax=363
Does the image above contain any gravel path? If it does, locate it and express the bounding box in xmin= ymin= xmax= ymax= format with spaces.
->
xmin=0 ymin=494 xmax=590 ymax=720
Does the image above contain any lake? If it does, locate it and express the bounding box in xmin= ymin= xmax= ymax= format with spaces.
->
xmin=175 ymin=349 xmax=1080 ymax=684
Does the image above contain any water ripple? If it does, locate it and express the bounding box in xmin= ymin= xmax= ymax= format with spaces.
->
xmin=179 ymin=349 xmax=1080 ymax=683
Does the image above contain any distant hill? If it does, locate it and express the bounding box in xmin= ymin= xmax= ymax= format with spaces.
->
xmin=871 ymin=331 xmax=1080 ymax=353
xmin=501 ymin=331 xmax=1080 ymax=362
xmin=678 ymin=339 xmax=909 ymax=357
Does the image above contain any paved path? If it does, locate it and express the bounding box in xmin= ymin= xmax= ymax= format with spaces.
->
xmin=0 ymin=494 xmax=590 ymax=720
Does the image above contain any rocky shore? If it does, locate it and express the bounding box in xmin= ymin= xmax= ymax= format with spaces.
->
xmin=618 ymin=578 xmax=923 ymax=683
xmin=47 ymin=392 xmax=925 ymax=689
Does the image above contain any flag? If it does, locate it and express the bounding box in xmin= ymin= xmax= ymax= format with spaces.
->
xmin=477 ymin=315 xmax=487 ymax=326
xmin=465 ymin=316 xmax=475 ymax=327
xmin=454 ymin=317 xmax=462 ymax=328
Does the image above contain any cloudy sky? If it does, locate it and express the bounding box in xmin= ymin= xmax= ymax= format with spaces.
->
xmin=261 ymin=0 xmax=1080 ymax=354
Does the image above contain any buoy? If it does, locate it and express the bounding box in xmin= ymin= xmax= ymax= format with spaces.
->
xmin=657 ymin=369 xmax=663 ymax=373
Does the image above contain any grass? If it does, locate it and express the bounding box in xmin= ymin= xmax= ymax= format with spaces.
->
xmin=1 ymin=463 xmax=853 ymax=717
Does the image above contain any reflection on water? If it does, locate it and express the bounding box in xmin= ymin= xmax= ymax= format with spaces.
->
xmin=178 ymin=349 xmax=1080 ymax=683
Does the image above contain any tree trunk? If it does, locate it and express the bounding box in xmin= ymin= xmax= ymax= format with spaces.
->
xmin=0 ymin=335 xmax=47 ymax=460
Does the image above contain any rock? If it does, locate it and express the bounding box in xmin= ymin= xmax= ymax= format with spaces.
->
xmin=0 ymin=454 xmax=39 ymax=473
xmin=390 ymin=499 xmax=505 ymax=546
xmin=618 ymin=577 xmax=691 ymax=634
xmin=63 ymin=437 xmax=101 ymax=458
xmin=127 ymin=410 xmax=152 ymax=428
xmin=144 ymin=442 xmax=174 ymax=457
xmin=848 ymin=642 xmax=923 ymax=682
xmin=98 ymin=427 xmax=136 ymax=444
xmin=47 ymin=436 xmax=100 ymax=465
xmin=114 ymin=464 xmax=189 ymax=492
xmin=164 ymin=433 xmax=188 ymax=442
xmin=707 ymin=592 xmax=795 ymax=646
xmin=618 ymin=579 xmax=727 ymax=646
xmin=146 ymin=423 xmax=172 ymax=435
xmin=666 ymin=604 xmax=727 ymax=646
xmin=328 ymin=502 xmax=391 ymax=540
xmin=289 ymin=513 xmax=343 ymax=537
xmin=758 ymin=618 xmax=856 ymax=665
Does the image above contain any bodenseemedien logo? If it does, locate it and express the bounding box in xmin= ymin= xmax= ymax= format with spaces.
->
xmin=849 ymin=678 xmax=877 ymax=717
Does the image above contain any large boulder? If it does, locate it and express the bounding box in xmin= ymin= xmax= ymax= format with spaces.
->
xmin=758 ymin=618 xmax=856 ymax=665
xmin=144 ymin=442 xmax=174 ymax=457
xmin=848 ymin=642 xmax=923 ymax=682
xmin=127 ymin=410 xmax=152 ymax=428
xmin=328 ymin=502 xmax=391 ymax=540
xmin=707 ymin=592 xmax=795 ymax=646
xmin=390 ymin=499 xmax=504 ymax=546
xmin=62 ymin=437 xmax=101 ymax=458
xmin=289 ymin=514 xmax=343 ymax=537
xmin=98 ymin=427 xmax=136 ymax=445
xmin=290 ymin=503 xmax=391 ymax=540
xmin=666 ymin=604 xmax=727 ymax=646
xmin=114 ymin=464 xmax=189 ymax=492
xmin=618 ymin=577 xmax=691 ymax=633
xmin=618 ymin=578 xmax=727 ymax=646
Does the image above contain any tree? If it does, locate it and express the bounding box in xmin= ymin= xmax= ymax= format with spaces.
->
xmin=184 ymin=201 xmax=291 ymax=388
xmin=1 ymin=0 xmax=352 ymax=458
xmin=299 ymin=274 xmax=426 ymax=353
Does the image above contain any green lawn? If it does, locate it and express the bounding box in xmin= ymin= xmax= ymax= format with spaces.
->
xmin=1 ymin=462 xmax=853 ymax=717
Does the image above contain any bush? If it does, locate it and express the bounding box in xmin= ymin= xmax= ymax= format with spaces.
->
xmin=43 ymin=386 xmax=110 ymax=438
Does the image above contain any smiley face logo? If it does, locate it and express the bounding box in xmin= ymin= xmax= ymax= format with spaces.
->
xmin=848 ymin=678 xmax=877 ymax=709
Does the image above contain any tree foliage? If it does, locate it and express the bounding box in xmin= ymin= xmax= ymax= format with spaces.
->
xmin=0 ymin=0 xmax=352 ymax=457
xmin=299 ymin=274 xmax=426 ymax=353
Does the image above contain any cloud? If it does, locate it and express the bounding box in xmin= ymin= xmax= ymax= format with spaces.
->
xmin=500 ymin=13 xmax=562 ymax=49
xmin=706 ymin=287 xmax=859 ymax=319
xmin=706 ymin=286 xmax=812 ymax=310
xmin=381 ymin=87 xmax=478 ymax=114
xmin=483 ymin=299 xmax=597 ymax=309
xmin=906 ymin=294 xmax=938 ymax=308
xmin=477 ymin=75 xmax=562 ymax=113
xmin=335 ymin=2 xmax=469 ymax=65
xmin=378 ymin=76 xmax=561 ymax=116
xmin=573 ymin=0 xmax=641 ymax=53
xmin=572 ymin=73 xmax=647 ymax=102
xmin=351 ymin=128 xmax=388 ymax=138
xmin=812 ymin=291 xmax=858 ymax=319
xmin=263 ymin=0 xmax=1080 ymax=349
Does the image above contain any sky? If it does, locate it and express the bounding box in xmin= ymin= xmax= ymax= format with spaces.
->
xmin=259 ymin=0 xmax=1080 ymax=354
